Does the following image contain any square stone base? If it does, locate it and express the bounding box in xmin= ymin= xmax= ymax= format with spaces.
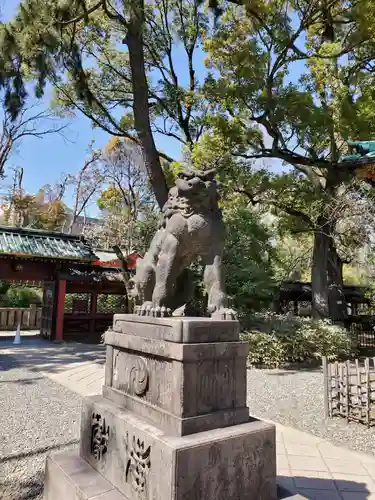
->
xmin=79 ymin=395 xmax=276 ymax=499
xmin=45 ymin=396 xmax=276 ymax=499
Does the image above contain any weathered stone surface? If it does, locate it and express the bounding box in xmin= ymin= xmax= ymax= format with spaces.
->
xmin=79 ymin=395 xmax=277 ymax=500
xmin=44 ymin=450 xmax=126 ymax=500
xmin=112 ymin=314 xmax=240 ymax=343
xmin=103 ymin=328 xmax=249 ymax=436
xmin=102 ymin=385 xmax=250 ymax=436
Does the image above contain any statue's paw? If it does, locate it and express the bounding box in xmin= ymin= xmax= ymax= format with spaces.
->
xmin=136 ymin=302 xmax=153 ymax=316
xmin=211 ymin=308 xmax=237 ymax=320
xmin=152 ymin=305 xmax=172 ymax=318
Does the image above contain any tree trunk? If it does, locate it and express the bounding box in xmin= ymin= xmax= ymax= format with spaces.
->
xmin=311 ymin=217 xmax=347 ymax=321
xmin=112 ymin=245 xmax=130 ymax=312
xmin=126 ymin=0 xmax=169 ymax=209
xmin=311 ymin=218 xmax=330 ymax=319
xmin=327 ymin=238 xmax=348 ymax=321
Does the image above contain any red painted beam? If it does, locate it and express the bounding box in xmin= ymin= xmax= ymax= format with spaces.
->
xmin=55 ymin=280 xmax=66 ymax=342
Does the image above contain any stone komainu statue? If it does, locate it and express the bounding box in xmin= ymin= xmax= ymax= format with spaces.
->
xmin=129 ymin=168 xmax=235 ymax=319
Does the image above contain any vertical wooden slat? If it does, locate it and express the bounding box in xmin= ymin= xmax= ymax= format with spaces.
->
xmin=24 ymin=310 xmax=29 ymax=328
xmin=345 ymin=361 xmax=350 ymax=422
xmin=29 ymin=304 xmax=36 ymax=328
xmin=355 ymin=358 xmax=361 ymax=421
xmin=339 ymin=363 xmax=344 ymax=416
xmin=334 ymin=361 xmax=339 ymax=416
xmin=0 ymin=310 xmax=6 ymax=328
xmin=8 ymin=309 xmax=15 ymax=328
xmin=36 ymin=308 xmax=41 ymax=328
xmin=365 ymin=358 xmax=371 ymax=428
xmin=323 ymin=357 xmax=329 ymax=419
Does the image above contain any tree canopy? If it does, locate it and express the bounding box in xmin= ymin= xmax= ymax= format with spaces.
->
xmin=2 ymin=0 xmax=375 ymax=319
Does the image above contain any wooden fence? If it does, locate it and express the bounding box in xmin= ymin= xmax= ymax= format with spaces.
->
xmin=322 ymin=356 xmax=375 ymax=427
xmin=0 ymin=306 xmax=41 ymax=330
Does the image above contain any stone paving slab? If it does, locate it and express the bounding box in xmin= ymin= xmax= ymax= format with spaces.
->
xmin=3 ymin=338 xmax=375 ymax=499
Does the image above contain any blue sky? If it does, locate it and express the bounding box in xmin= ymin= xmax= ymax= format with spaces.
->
xmin=1 ymin=0 xmax=306 ymax=212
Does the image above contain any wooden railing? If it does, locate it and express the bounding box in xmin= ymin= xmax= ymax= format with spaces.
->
xmin=0 ymin=305 xmax=41 ymax=330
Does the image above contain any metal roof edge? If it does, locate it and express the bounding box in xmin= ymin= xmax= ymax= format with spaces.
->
xmin=0 ymin=225 xmax=88 ymax=242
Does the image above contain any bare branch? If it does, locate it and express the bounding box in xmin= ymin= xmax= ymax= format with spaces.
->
xmin=0 ymin=104 xmax=68 ymax=178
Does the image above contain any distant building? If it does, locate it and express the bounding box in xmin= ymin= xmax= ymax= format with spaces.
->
xmin=92 ymin=250 xmax=141 ymax=271
xmin=61 ymin=208 xmax=103 ymax=236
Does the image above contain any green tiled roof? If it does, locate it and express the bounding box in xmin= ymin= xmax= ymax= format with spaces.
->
xmin=0 ymin=226 xmax=97 ymax=261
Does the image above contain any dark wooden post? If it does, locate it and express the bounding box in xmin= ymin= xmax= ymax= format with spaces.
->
xmin=55 ymin=279 xmax=66 ymax=342
xmin=90 ymin=291 xmax=98 ymax=337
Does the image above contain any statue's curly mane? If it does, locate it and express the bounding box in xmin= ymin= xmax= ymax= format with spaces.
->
xmin=162 ymin=168 xmax=220 ymax=221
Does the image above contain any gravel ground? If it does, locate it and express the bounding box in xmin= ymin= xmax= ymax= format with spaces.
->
xmin=0 ymin=365 xmax=81 ymax=500
xmin=247 ymin=366 xmax=375 ymax=456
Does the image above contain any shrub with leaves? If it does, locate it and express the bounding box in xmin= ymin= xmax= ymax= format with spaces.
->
xmin=0 ymin=286 xmax=42 ymax=308
xmin=0 ymin=280 xmax=10 ymax=295
xmin=241 ymin=313 xmax=357 ymax=367
xmin=242 ymin=332 xmax=285 ymax=368
xmin=223 ymin=206 xmax=276 ymax=314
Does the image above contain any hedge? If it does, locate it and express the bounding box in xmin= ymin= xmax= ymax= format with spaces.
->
xmin=241 ymin=313 xmax=357 ymax=368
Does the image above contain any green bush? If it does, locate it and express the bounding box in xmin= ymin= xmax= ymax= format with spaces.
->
xmin=242 ymin=331 xmax=285 ymax=368
xmin=0 ymin=280 xmax=10 ymax=295
xmin=241 ymin=313 xmax=357 ymax=367
xmin=1 ymin=286 xmax=42 ymax=308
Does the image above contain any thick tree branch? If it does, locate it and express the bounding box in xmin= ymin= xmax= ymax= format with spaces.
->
xmin=58 ymin=0 xmax=103 ymax=25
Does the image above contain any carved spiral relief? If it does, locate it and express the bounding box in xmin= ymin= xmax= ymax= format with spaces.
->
xmin=130 ymin=357 xmax=149 ymax=396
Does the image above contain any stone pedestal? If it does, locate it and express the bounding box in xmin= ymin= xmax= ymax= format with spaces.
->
xmin=44 ymin=315 xmax=277 ymax=500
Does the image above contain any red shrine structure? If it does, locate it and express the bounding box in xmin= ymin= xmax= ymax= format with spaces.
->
xmin=0 ymin=226 xmax=140 ymax=343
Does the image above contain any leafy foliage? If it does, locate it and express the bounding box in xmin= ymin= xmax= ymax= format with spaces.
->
xmin=200 ymin=0 xmax=375 ymax=319
xmin=2 ymin=187 xmax=67 ymax=231
xmin=0 ymin=280 xmax=10 ymax=295
xmin=0 ymin=285 xmax=42 ymax=307
xmin=242 ymin=313 xmax=357 ymax=368
xmin=223 ymin=205 xmax=276 ymax=313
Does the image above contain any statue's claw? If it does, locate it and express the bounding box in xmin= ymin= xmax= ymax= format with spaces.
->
xmin=135 ymin=303 xmax=171 ymax=318
xmin=159 ymin=306 xmax=171 ymax=317
xmin=154 ymin=305 xmax=161 ymax=317
xmin=211 ymin=308 xmax=237 ymax=320
xmin=136 ymin=302 xmax=153 ymax=316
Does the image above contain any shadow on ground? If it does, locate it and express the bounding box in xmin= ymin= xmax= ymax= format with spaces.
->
xmin=0 ymin=439 xmax=80 ymax=464
xmin=0 ymin=338 xmax=105 ymax=374
xmin=0 ymin=439 xmax=80 ymax=500
xmin=0 ymin=473 xmax=44 ymax=500
xmin=278 ymin=475 xmax=371 ymax=499
xmin=0 ymin=376 xmax=45 ymax=385
xmin=264 ymin=368 xmax=322 ymax=376
xmin=1 ymin=473 xmax=372 ymax=500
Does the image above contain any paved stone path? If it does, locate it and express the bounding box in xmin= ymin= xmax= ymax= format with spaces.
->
xmin=3 ymin=338 xmax=375 ymax=499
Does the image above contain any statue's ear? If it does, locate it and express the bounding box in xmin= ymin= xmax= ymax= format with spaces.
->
xmin=204 ymin=169 xmax=216 ymax=181
xmin=180 ymin=168 xmax=194 ymax=179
